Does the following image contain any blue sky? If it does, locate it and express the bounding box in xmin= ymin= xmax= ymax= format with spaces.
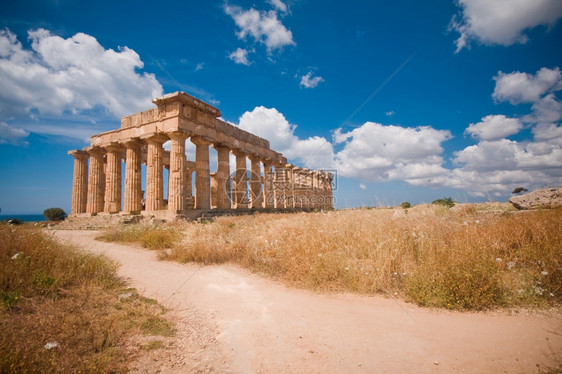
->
xmin=1 ymin=0 xmax=561 ymax=213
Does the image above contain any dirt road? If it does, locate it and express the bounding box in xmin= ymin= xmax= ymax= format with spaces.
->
xmin=54 ymin=230 xmax=561 ymax=373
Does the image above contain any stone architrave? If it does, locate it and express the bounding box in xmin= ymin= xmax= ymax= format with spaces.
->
xmin=249 ymin=156 xmax=263 ymax=209
xmin=69 ymin=150 xmax=89 ymax=214
xmin=124 ymin=139 xmax=143 ymax=213
xmin=145 ymin=135 xmax=168 ymax=211
xmin=86 ymin=147 xmax=105 ymax=214
xmin=214 ymin=145 xmax=231 ymax=209
xmin=233 ymin=150 xmax=248 ymax=209
xmin=168 ymin=132 xmax=188 ymax=212
xmin=192 ymin=136 xmax=211 ymax=210
xmin=103 ymin=144 xmax=123 ymax=213
xmin=263 ymin=161 xmax=275 ymax=209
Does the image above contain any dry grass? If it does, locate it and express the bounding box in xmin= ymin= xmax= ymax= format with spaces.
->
xmin=156 ymin=205 xmax=561 ymax=310
xmin=97 ymin=223 xmax=181 ymax=250
xmin=0 ymin=224 xmax=174 ymax=372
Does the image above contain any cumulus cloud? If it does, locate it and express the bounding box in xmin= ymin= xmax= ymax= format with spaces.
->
xmin=493 ymin=67 xmax=562 ymax=104
xmin=228 ymin=47 xmax=252 ymax=65
xmin=0 ymin=28 xmax=163 ymax=119
xmin=445 ymin=67 xmax=562 ymax=196
xmin=448 ymin=138 xmax=562 ymax=196
xmin=333 ymin=122 xmax=452 ymax=185
xmin=236 ymin=106 xmax=334 ymax=169
xmin=224 ymin=4 xmax=295 ymax=52
xmin=492 ymin=67 xmax=562 ymax=126
xmin=0 ymin=122 xmax=29 ymax=145
xmin=300 ymin=72 xmax=324 ymax=88
xmin=464 ymin=114 xmax=523 ymax=141
xmin=450 ymin=0 xmax=562 ymax=52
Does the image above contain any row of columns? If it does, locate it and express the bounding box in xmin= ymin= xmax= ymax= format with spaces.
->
xmin=70 ymin=133 xmax=333 ymax=215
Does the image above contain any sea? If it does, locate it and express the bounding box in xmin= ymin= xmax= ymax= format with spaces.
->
xmin=0 ymin=214 xmax=46 ymax=222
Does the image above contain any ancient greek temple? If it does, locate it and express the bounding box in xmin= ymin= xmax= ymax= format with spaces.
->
xmin=68 ymin=92 xmax=333 ymax=219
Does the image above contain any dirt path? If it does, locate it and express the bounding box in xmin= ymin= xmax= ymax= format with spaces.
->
xmin=54 ymin=230 xmax=561 ymax=373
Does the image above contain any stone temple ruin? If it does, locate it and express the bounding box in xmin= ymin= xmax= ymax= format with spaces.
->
xmin=68 ymin=92 xmax=334 ymax=220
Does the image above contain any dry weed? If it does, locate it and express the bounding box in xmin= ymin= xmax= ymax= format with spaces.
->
xmin=162 ymin=206 xmax=561 ymax=310
xmin=0 ymin=224 xmax=174 ymax=372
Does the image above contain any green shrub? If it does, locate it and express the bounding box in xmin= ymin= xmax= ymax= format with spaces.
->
xmin=43 ymin=207 xmax=66 ymax=221
xmin=400 ymin=202 xmax=411 ymax=209
xmin=432 ymin=197 xmax=455 ymax=208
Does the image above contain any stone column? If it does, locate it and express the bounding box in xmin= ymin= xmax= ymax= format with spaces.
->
xmin=214 ymin=145 xmax=231 ymax=210
xmin=103 ymin=145 xmax=123 ymax=213
xmin=210 ymin=173 xmax=218 ymax=208
xmin=311 ymin=170 xmax=319 ymax=209
xmin=303 ymin=169 xmax=311 ymax=209
xmin=293 ymin=167 xmax=303 ymax=209
xmin=285 ymin=164 xmax=295 ymax=209
xmin=327 ymin=173 xmax=334 ymax=209
xmin=318 ymin=172 xmax=326 ymax=209
xmin=145 ymin=135 xmax=167 ymax=211
xmin=186 ymin=168 xmax=194 ymax=208
xmin=249 ymin=156 xmax=263 ymax=209
xmin=69 ymin=150 xmax=89 ymax=214
xmin=192 ymin=136 xmax=211 ymax=210
xmin=86 ymin=147 xmax=105 ymax=214
xmin=124 ymin=140 xmax=142 ymax=213
xmin=263 ymin=161 xmax=275 ymax=209
xmin=233 ymin=150 xmax=248 ymax=209
xmin=168 ymin=132 xmax=188 ymax=213
xmin=274 ymin=165 xmax=286 ymax=209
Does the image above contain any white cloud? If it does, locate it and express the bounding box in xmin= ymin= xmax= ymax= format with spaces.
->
xmin=268 ymin=0 xmax=288 ymax=14
xmin=448 ymin=138 xmax=562 ymax=194
xmin=445 ymin=67 xmax=562 ymax=196
xmin=333 ymin=122 xmax=452 ymax=184
xmin=236 ymin=106 xmax=334 ymax=169
xmin=228 ymin=47 xmax=251 ymax=65
xmin=300 ymin=72 xmax=324 ymax=88
xmin=385 ymin=110 xmax=395 ymax=117
xmin=492 ymin=67 xmax=562 ymax=126
xmin=195 ymin=62 xmax=204 ymax=71
xmin=224 ymin=5 xmax=295 ymax=52
xmin=0 ymin=28 xmax=163 ymax=119
xmin=464 ymin=114 xmax=523 ymax=141
xmin=0 ymin=121 xmax=28 ymax=145
xmin=493 ymin=67 xmax=562 ymax=104
xmin=450 ymin=0 xmax=562 ymax=52
xmin=359 ymin=183 xmax=366 ymax=190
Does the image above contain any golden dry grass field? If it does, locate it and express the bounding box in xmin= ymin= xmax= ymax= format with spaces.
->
xmin=0 ymin=225 xmax=175 ymax=372
xmin=101 ymin=203 xmax=562 ymax=311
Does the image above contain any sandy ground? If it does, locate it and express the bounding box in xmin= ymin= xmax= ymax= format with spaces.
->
xmin=53 ymin=230 xmax=562 ymax=374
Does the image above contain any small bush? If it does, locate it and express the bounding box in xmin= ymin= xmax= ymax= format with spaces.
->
xmin=400 ymin=202 xmax=411 ymax=209
xmin=512 ymin=187 xmax=528 ymax=194
xmin=432 ymin=197 xmax=455 ymax=208
xmin=43 ymin=207 xmax=66 ymax=221
xmin=1 ymin=218 xmax=23 ymax=225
